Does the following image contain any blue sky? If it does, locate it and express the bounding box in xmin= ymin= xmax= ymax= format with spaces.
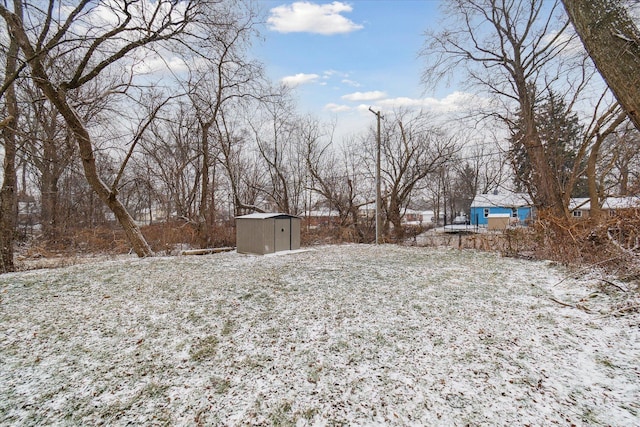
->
xmin=251 ymin=1 xmax=468 ymax=138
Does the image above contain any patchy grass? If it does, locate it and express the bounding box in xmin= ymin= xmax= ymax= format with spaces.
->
xmin=190 ymin=336 xmax=219 ymax=362
xmin=1 ymin=244 xmax=638 ymax=425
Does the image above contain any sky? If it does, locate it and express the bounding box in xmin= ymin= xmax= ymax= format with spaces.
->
xmin=251 ymin=1 xmax=466 ymax=139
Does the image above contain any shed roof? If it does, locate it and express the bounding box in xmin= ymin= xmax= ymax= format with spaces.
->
xmin=471 ymin=192 xmax=532 ymax=208
xmin=236 ymin=212 xmax=299 ymax=220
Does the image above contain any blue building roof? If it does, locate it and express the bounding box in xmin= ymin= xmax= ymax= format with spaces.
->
xmin=470 ymin=192 xmax=532 ymax=208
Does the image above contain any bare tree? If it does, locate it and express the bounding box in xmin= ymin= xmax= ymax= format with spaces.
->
xmin=0 ymin=0 xmax=20 ymax=272
xmin=448 ymin=135 xmax=506 ymax=218
xmin=181 ymin=2 xmax=266 ymax=243
xmin=580 ymin=102 xmax=628 ymax=219
xmin=18 ymin=77 xmax=106 ymax=241
xmin=215 ymin=104 xmax=266 ymax=216
xmin=562 ymin=0 xmax=640 ymax=131
xmin=141 ymin=99 xmax=202 ymax=221
xmin=580 ymin=120 xmax=640 ymax=211
xmin=364 ymin=110 xmax=457 ymax=240
xmin=609 ymin=124 xmax=640 ymax=196
xmin=0 ymin=1 xmax=220 ymax=257
xmin=304 ymin=119 xmax=369 ymax=236
xmin=422 ymin=0 xmax=580 ymax=217
xmin=251 ymin=92 xmax=307 ymax=214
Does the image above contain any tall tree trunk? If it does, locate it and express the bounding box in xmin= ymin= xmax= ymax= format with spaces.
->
xmin=586 ymin=140 xmax=603 ymax=221
xmin=0 ymin=0 xmax=20 ymax=273
xmin=515 ymin=75 xmax=568 ymax=218
xmin=198 ymin=121 xmax=212 ymax=247
xmin=587 ymin=110 xmax=628 ymax=221
xmin=2 ymin=12 xmax=153 ymax=257
xmin=563 ymin=0 xmax=640 ymax=131
xmin=59 ymin=104 xmax=152 ymax=256
xmin=41 ymin=130 xmax=62 ymax=240
xmin=388 ymin=193 xmax=404 ymax=240
xmin=41 ymin=170 xmax=59 ymax=240
xmin=40 ymin=113 xmax=71 ymax=241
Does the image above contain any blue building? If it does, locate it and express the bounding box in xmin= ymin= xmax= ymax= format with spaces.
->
xmin=470 ymin=192 xmax=533 ymax=227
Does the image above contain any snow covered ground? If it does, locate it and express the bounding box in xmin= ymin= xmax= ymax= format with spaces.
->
xmin=1 ymin=244 xmax=638 ymax=426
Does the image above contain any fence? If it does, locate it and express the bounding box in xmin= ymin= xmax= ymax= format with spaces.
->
xmin=411 ymin=230 xmax=532 ymax=256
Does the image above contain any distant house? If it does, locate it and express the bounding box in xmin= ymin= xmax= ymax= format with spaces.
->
xmin=403 ymin=209 xmax=422 ymax=224
xmin=470 ymin=192 xmax=533 ymax=227
xmin=604 ymin=197 xmax=640 ymax=215
xmin=570 ymin=196 xmax=640 ymax=219
xmin=569 ymin=198 xmax=590 ymax=219
xmin=303 ymin=209 xmax=340 ymax=228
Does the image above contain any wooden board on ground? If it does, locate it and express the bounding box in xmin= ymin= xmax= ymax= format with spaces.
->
xmin=181 ymin=247 xmax=235 ymax=256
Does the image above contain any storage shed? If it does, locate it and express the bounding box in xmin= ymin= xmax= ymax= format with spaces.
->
xmin=487 ymin=213 xmax=511 ymax=230
xmin=236 ymin=213 xmax=301 ymax=255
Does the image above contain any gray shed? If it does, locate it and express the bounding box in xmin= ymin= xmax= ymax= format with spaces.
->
xmin=236 ymin=213 xmax=301 ymax=255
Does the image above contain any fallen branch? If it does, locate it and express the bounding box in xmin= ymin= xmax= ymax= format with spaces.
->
xmin=182 ymin=247 xmax=235 ymax=256
xmin=549 ymin=297 xmax=574 ymax=308
xmin=600 ymin=279 xmax=628 ymax=293
xmin=549 ymin=297 xmax=594 ymax=313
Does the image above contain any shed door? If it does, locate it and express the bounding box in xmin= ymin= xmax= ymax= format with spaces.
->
xmin=274 ymin=218 xmax=291 ymax=252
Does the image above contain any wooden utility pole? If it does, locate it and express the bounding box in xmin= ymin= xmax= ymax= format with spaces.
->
xmin=369 ymin=107 xmax=383 ymax=244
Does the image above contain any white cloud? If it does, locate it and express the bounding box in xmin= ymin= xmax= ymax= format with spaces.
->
xmin=325 ymin=103 xmax=351 ymax=112
xmin=321 ymin=70 xmax=360 ymax=87
xmin=378 ymin=97 xmax=425 ymax=109
xmin=364 ymin=91 xmax=489 ymax=113
xmin=323 ymin=70 xmax=351 ymax=79
xmin=355 ymin=104 xmax=375 ymax=113
xmin=341 ymin=79 xmax=361 ymax=87
xmin=281 ymin=73 xmax=321 ymax=87
xmin=315 ymin=92 xmax=491 ymax=144
xmin=542 ymin=30 xmax=585 ymax=56
xmin=267 ymin=2 xmax=364 ymax=35
xmin=342 ymin=91 xmax=387 ymax=102
xmin=425 ymin=91 xmax=490 ymax=112
xmin=131 ymin=54 xmax=189 ymax=74
xmin=82 ymin=1 xmax=190 ymax=38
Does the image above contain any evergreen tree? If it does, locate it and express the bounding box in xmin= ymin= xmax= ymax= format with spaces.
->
xmin=509 ymin=90 xmax=585 ymax=198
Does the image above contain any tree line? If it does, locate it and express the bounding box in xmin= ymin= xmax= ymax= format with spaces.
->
xmin=1 ymin=0 xmax=640 ymax=273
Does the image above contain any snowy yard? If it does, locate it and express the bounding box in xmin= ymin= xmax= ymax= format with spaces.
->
xmin=1 ymin=244 xmax=639 ymax=426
